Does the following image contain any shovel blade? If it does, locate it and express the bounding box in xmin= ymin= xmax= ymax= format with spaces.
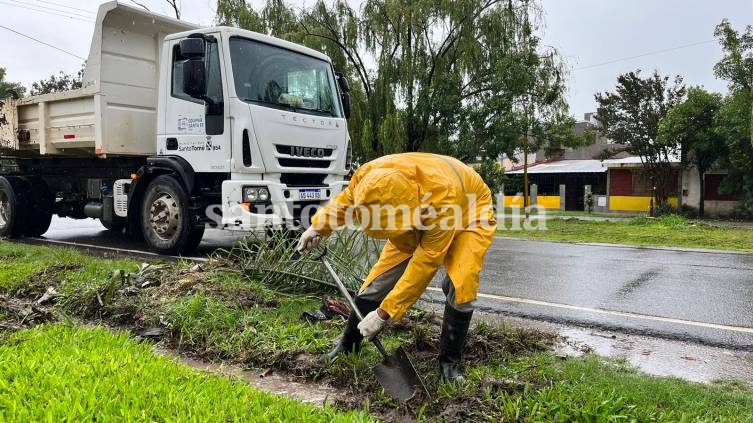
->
xmin=372 ymin=347 xmax=427 ymax=402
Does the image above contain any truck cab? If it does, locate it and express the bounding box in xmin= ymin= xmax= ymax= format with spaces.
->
xmin=157 ymin=28 xmax=351 ymax=230
xmin=0 ymin=3 xmax=351 ymax=255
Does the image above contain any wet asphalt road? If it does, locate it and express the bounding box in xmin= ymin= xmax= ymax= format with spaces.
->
xmin=38 ymin=217 xmax=753 ymax=350
xmin=455 ymin=238 xmax=753 ymax=350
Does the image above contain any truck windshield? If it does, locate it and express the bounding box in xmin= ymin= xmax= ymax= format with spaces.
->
xmin=230 ymin=37 xmax=342 ymax=118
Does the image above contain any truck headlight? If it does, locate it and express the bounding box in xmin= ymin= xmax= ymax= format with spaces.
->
xmin=243 ymin=187 xmax=270 ymax=203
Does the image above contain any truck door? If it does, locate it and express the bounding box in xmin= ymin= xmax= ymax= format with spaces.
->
xmin=162 ymin=37 xmax=231 ymax=173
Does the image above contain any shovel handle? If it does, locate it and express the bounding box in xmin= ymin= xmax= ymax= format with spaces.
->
xmin=318 ymin=250 xmax=391 ymax=360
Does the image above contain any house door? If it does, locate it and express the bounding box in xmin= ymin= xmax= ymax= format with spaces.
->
xmin=565 ymin=176 xmax=585 ymax=211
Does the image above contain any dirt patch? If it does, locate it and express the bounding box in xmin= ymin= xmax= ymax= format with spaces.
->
xmin=318 ymin=311 xmax=556 ymax=421
xmin=150 ymin=265 xmax=280 ymax=309
xmin=0 ymin=296 xmax=56 ymax=331
xmin=16 ymin=263 xmax=83 ymax=298
xmin=0 ymin=263 xmax=81 ymax=333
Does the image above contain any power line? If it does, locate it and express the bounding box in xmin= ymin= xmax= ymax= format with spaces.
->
xmin=0 ymin=1 xmax=95 ymax=23
xmin=7 ymin=0 xmax=95 ymax=19
xmin=20 ymin=0 xmax=96 ymax=15
xmin=0 ymin=24 xmax=86 ymax=60
xmin=574 ymin=39 xmax=717 ymax=71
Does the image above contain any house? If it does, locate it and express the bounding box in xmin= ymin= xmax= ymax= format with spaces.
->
xmin=602 ymin=156 xmax=681 ymax=212
xmin=501 ymin=113 xmax=743 ymax=216
xmin=506 ymin=160 xmax=607 ymax=211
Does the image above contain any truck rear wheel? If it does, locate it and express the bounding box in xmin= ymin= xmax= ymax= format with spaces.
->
xmin=22 ymin=177 xmax=54 ymax=237
xmin=0 ymin=176 xmax=32 ymax=238
xmin=140 ymin=175 xmax=204 ymax=255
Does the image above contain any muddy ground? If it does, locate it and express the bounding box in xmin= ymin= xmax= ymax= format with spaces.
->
xmin=0 ymin=259 xmax=565 ymax=421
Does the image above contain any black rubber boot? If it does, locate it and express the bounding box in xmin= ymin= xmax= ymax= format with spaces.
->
xmin=439 ymin=304 xmax=473 ymax=382
xmin=321 ymin=297 xmax=381 ymax=363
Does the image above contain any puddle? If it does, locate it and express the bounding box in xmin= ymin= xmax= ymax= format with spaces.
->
xmin=157 ymin=350 xmax=342 ymax=405
xmin=468 ymin=312 xmax=753 ymax=385
xmin=557 ymin=328 xmax=753 ymax=384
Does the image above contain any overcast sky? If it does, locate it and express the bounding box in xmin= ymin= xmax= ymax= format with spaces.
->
xmin=1 ymin=0 xmax=751 ymax=119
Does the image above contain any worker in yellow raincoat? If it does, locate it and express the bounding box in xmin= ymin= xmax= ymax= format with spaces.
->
xmin=296 ymin=152 xmax=497 ymax=382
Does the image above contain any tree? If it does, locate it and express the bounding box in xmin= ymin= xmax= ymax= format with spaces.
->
xmin=474 ymin=159 xmax=505 ymax=194
xmin=131 ymin=0 xmax=180 ymax=19
xmin=713 ymin=19 xmax=753 ymax=214
xmin=595 ymin=70 xmax=686 ymax=204
xmin=0 ymin=68 xmax=26 ymax=98
xmin=715 ymin=92 xmax=753 ymax=214
xmin=216 ymin=0 xmax=579 ymax=169
xmin=658 ymin=87 xmax=725 ymax=217
xmin=30 ymin=65 xmax=84 ymax=96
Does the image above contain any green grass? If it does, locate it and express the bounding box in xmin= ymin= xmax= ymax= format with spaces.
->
xmin=500 ymin=214 xmax=753 ymax=252
xmin=2 ymin=241 xmax=753 ymax=421
xmin=459 ymin=355 xmax=753 ymax=422
xmin=0 ymin=243 xmax=85 ymax=292
xmin=0 ymin=324 xmax=371 ymax=422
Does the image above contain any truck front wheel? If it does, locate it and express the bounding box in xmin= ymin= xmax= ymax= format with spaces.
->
xmin=140 ymin=175 xmax=204 ymax=255
xmin=0 ymin=176 xmax=31 ymax=238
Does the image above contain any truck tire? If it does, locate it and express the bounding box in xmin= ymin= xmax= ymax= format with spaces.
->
xmin=0 ymin=176 xmax=32 ymax=238
xmin=140 ymin=175 xmax=204 ymax=255
xmin=22 ymin=177 xmax=54 ymax=237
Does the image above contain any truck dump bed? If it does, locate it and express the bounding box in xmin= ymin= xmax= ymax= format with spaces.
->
xmin=0 ymin=1 xmax=196 ymax=157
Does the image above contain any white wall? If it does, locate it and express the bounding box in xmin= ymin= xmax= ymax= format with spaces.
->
xmin=681 ymin=166 xmax=702 ymax=210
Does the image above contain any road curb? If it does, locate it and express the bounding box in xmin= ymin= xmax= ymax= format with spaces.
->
xmin=13 ymin=238 xmax=209 ymax=263
xmin=494 ymin=236 xmax=753 ymax=256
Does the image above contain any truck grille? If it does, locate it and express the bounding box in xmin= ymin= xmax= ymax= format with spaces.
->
xmin=275 ymin=145 xmax=334 ymax=157
xmin=278 ymin=158 xmax=331 ymax=168
xmin=280 ymin=173 xmax=326 ymax=187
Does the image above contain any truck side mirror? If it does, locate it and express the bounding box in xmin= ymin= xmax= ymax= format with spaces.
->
xmin=180 ymin=37 xmax=207 ymax=99
xmin=341 ymin=92 xmax=351 ymax=119
xmin=182 ymin=59 xmax=207 ymax=98
xmin=335 ymin=72 xmax=351 ymax=119
xmin=336 ymin=72 xmax=350 ymax=93
xmin=179 ymin=38 xmax=206 ymax=59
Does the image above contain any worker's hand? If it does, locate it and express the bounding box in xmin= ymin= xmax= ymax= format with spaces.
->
xmin=296 ymin=227 xmax=322 ymax=253
xmin=358 ymin=309 xmax=388 ymax=340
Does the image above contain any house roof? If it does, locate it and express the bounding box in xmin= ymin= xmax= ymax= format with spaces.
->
xmin=602 ymin=154 xmax=681 ymax=168
xmin=507 ymin=160 xmax=607 ymax=174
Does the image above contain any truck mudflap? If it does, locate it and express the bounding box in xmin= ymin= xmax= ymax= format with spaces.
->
xmin=219 ymin=180 xmax=348 ymax=230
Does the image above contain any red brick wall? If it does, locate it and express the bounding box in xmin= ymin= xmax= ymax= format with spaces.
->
xmin=609 ymin=168 xmax=679 ymax=196
xmin=609 ymin=169 xmax=633 ymax=196
xmin=705 ymin=174 xmax=739 ymax=201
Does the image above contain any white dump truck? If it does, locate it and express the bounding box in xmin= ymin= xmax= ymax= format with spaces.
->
xmin=0 ymin=2 xmax=352 ymax=254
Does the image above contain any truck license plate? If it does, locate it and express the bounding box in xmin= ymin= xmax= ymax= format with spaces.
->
xmin=299 ymin=189 xmax=321 ymax=200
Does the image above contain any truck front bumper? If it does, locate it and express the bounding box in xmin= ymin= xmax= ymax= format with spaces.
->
xmin=219 ymin=180 xmax=347 ymax=230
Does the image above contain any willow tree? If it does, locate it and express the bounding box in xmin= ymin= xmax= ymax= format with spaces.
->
xmin=216 ymin=0 xmax=576 ymax=167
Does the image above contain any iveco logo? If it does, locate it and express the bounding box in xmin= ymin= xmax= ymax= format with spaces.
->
xmin=292 ymin=146 xmax=326 ymax=158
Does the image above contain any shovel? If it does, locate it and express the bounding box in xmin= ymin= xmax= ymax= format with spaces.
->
xmin=293 ymin=248 xmax=429 ymax=402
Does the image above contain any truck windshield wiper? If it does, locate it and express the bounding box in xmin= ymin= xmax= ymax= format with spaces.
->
xmin=241 ymin=98 xmax=336 ymax=117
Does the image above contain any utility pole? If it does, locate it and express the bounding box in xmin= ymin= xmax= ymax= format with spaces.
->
xmin=521 ymin=5 xmax=531 ymax=220
xmin=523 ymin=134 xmax=530 ymax=219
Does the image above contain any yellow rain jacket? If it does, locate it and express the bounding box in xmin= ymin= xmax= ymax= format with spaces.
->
xmin=311 ymin=153 xmax=497 ymax=321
